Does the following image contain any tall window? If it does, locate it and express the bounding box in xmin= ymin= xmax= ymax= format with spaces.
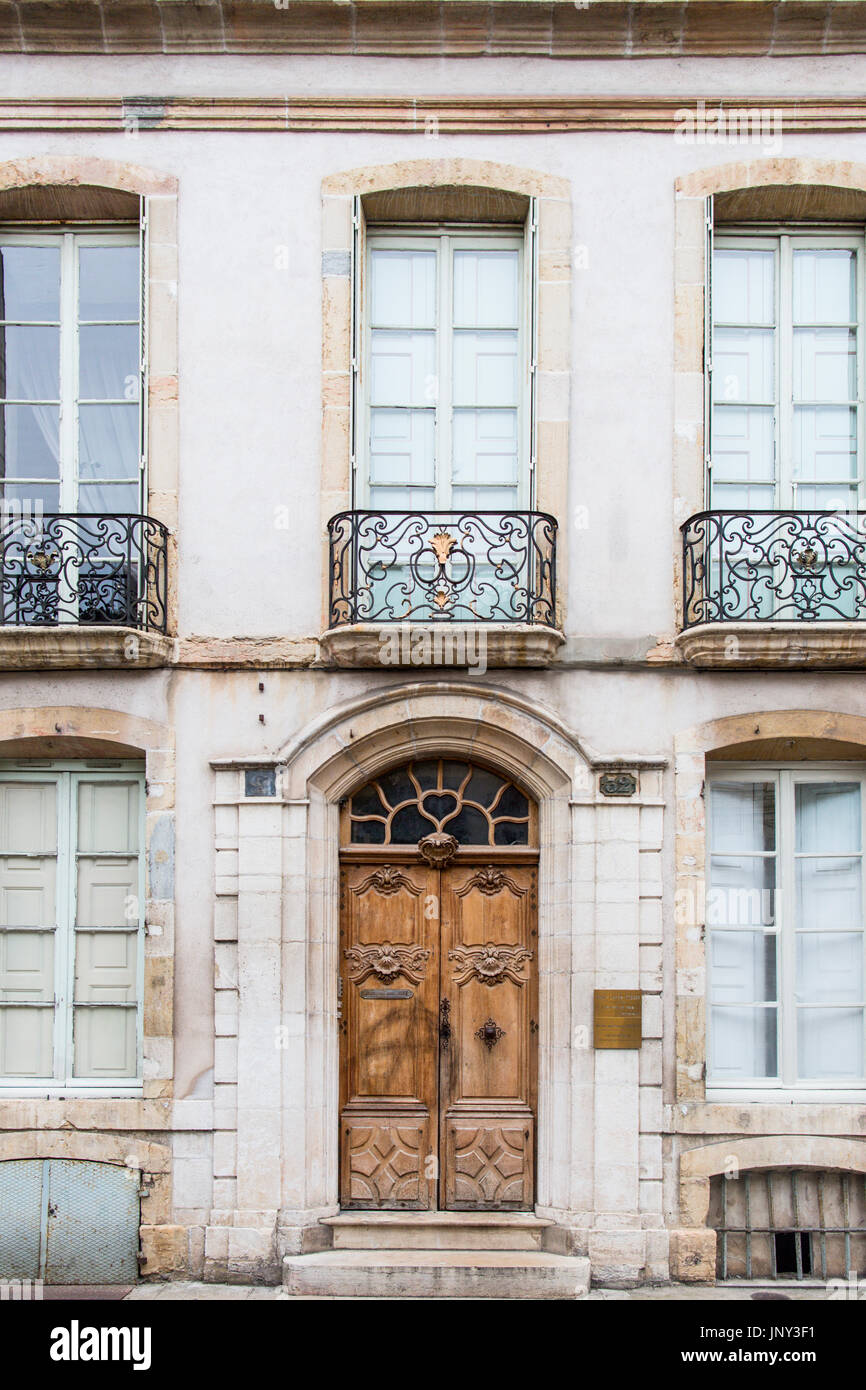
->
xmin=0 ymin=767 xmax=144 ymax=1089
xmin=362 ymin=229 xmax=528 ymax=511
xmin=0 ymin=228 xmax=143 ymax=514
xmin=707 ymin=767 xmax=866 ymax=1090
xmin=710 ymin=230 xmax=865 ymax=510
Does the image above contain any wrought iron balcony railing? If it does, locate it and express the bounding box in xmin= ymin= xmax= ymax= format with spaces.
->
xmin=682 ymin=510 xmax=866 ymax=627
xmin=328 ymin=510 xmax=557 ymax=627
xmin=0 ymin=512 xmax=168 ymax=633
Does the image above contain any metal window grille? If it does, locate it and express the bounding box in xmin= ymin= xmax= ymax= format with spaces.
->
xmin=711 ymin=1169 xmax=866 ymax=1281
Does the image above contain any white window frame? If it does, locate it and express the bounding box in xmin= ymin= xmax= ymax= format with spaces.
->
xmin=708 ymin=225 xmax=866 ymax=511
xmin=358 ymin=224 xmax=532 ymax=512
xmin=706 ymin=762 xmax=866 ymax=1103
xmin=0 ymin=225 xmax=145 ymax=514
xmin=0 ymin=761 xmax=145 ymax=1097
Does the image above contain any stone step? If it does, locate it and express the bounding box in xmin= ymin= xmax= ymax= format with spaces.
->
xmin=283 ymin=1249 xmax=590 ymax=1299
xmin=323 ymin=1211 xmax=552 ymax=1251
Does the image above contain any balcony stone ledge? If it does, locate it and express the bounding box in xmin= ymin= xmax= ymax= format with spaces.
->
xmin=318 ymin=622 xmax=565 ymax=669
xmin=0 ymin=625 xmax=175 ymax=670
xmin=676 ymin=621 xmax=866 ymax=670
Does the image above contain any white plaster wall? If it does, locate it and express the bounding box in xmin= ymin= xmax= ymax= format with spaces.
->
xmin=0 ymin=60 xmax=865 ymax=638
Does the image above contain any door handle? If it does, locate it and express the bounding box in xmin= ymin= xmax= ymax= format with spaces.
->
xmin=439 ymin=997 xmax=451 ymax=1049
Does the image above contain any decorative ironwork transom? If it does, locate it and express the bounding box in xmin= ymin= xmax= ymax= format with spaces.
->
xmin=347 ymin=759 xmax=532 ymax=848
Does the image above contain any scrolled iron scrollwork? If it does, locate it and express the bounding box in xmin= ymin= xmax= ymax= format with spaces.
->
xmin=328 ymin=509 xmax=557 ymax=627
xmin=682 ymin=510 xmax=866 ymax=627
xmin=0 ymin=512 xmax=168 ymax=633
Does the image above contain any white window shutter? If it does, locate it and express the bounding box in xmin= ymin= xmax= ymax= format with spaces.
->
xmin=350 ymin=193 xmax=362 ymax=508
xmin=528 ymin=195 xmax=539 ymax=507
xmin=0 ymin=781 xmax=58 ymax=1078
xmin=704 ymin=194 xmax=714 ymax=506
xmin=138 ymin=195 xmax=149 ymax=511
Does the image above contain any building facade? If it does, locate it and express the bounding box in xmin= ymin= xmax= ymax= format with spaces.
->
xmin=0 ymin=0 xmax=865 ymax=1295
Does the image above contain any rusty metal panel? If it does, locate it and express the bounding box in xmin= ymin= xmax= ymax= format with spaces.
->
xmin=0 ymin=1159 xmax=44 ymax=1281
xmin=44 ymin=1159 xmax=139 ymax=1284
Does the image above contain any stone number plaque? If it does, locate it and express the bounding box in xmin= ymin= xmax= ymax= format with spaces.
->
xmin=593 ymin=989 xmax=642 ymax=1049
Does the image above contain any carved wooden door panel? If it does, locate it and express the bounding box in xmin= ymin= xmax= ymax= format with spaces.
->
xmin=339 ymin=862 xmax=439 ymax=1209
xmin=339 ymin=857 xmax=537 ymax=1211
xmin=439 ymin=864 xmax=537 ymax=1210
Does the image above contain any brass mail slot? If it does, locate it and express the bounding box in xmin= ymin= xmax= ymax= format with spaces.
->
xmin=360 ymin=988 xmax=414 ymax=1000
xmin=593 ymin=989 xmax=642 ymax=1049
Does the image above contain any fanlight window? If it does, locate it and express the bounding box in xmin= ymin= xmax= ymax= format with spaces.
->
xmin=348 ymin=759 xmax=531 ymax=847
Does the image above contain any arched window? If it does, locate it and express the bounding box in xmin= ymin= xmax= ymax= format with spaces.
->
xmin=346 ymin=758 xmax=532 ymax=847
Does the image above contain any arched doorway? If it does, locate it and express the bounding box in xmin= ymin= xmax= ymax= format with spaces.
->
xmin=339 ymin=756 xmax=538 ymax=1212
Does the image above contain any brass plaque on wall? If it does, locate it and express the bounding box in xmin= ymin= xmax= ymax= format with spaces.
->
xmin=593 ymin=989 xmax=642 ymax=1048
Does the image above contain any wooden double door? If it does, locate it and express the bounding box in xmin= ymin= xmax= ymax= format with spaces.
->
xmin=339 ymin=855 xmax=538 ymax=1211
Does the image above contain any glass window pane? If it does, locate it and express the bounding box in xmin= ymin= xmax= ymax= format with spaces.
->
xmin=77 ymin=482 xmax=140 ymax=514
xmin=73 ymin=1005 xmax=136 ymax=1078
xmin=453 ymin=249 xmax=519 ymax=328
xmin=711 ymin=481 xmax=776 ymax=510
xmin=713 ymin=327 xmax=775 ymax=403
xmin=796 ymin=782 xmax=860 ymax=852
xmin=78 ymin=325 xmax=139 ymax=400
xmin=709 ymin=781 xmax=775 ymax=853
xmin=452 ymin=409 xmax=518 ymax=488
xmin=708 ymin=856 xmax=775 ymax=925
xmin=711 ymin=406 xmax=775 ymax=483
xmin=0 ymin=325 xmax=59 ymax=400
xmin=452 ymin=331 xmax=518 ymax=407
xmin=793 ymin=328 xmax=856 ymax=403
xmin=713 ymin=248 xmax=775 ymax=325
xmin=796 ymin=856 xmax=862 ymax=931
xmin=370 ymin=330 xmax=435 ymax=407
xmin=370 ymin=250 xmax=436 ymax=328
xmin=0 ymin=403 xmax=60 ymax=478
xmin=793 ymin=406 xmax=857 ymax=483
xmin=709 ymin=930 xmax=777 ymax=1002
xmin=710 ymin=1005 xmax=778 ymax=1079
xmin=369 ymin=486 xmax=436 ymax=511
xmin=1 ymin=481 xmax=59 ymax=512
xmin=78 ymin=245 xmax=139 ymax=321
xmin=0 ymin=929 xmax=53 ymax=1000
xmin=0 ymin=1005 xmax=53 ymax=1077
xmin=0 ymin=245 xmax=60 ymax=321
xmin=369 ymin=409 xmax=434 ymax=486
xmin=796 ymin=932 xmax=864 ymax=1004
xmin=797 ymin=1007 xmax=864 ymax=1080
xmin=793 ymin=249 xmax=856 ymax=325
xmin=78 ymin=405 xmax=139 ymax=482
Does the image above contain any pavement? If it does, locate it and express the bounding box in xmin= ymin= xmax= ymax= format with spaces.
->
xmin=26 ymin=1280 xmax=836 ymax=1301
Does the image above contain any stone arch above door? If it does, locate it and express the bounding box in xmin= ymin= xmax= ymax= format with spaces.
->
xmin=279 ymin=681 xmax=585 ymax=804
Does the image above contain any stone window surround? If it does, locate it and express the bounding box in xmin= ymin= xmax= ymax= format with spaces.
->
xmin=0 ymin=155 xmax=179 ymax=660
xmin=673 ymin=158 xmax=866 ymax=668
xmin=319 ymin=158 xmax=572 ymax=658
xmin=206 ymin=681 xmax=669 ymax=1285
xmin=670 ymin=708 xmax=866 ymax=1279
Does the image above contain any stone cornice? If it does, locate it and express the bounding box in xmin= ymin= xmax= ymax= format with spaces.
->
xmin=1 ymin=1 xmax=866 ymax=59
xmin=2 ymin=95 xmax=866 ymax=134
